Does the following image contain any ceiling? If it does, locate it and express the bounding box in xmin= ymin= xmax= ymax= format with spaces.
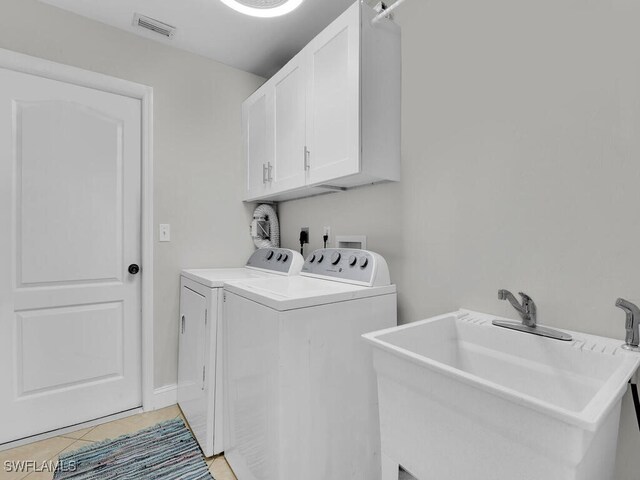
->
xmin=38 ymin=0 xmax=357 ymax=77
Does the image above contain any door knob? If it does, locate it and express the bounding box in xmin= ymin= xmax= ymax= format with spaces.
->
xmin=128 ymin=264 xmax=140 ymax=275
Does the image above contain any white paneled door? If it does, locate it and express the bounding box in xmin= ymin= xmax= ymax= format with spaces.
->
xmin=0 ymin=67 xmax=142 ymax=444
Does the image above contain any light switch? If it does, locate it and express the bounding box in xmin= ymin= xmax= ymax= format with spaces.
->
xmin=159 ymin=224 xmax=171 ymax=242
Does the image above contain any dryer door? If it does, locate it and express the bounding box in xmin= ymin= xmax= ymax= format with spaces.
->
xmin=178 ymin=284 xmax=209 ymax=451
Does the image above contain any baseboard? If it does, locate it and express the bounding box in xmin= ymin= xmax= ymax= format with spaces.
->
xmin=150 ymin=384 xmax=178 ymax=410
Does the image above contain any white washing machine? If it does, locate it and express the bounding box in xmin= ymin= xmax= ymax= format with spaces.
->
xmin=223 ymin=248 xmax=397 ymax=480
xmin=178 ymin=248 xmax=304 ymax=457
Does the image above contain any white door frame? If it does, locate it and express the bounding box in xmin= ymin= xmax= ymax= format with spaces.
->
xmin=0 ymin=48 xmax=155 ymax=412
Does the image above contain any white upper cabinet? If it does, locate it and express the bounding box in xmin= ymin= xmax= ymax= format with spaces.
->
xmin=305 ymin=5 xmax=360 ymax=186
xmin=243 ymin=1 xmax=401 ymax=202
xmin=272 ymin=55 xmax=307 ymax=193
xmin=243 ymin=88 xmax=272 ymax=200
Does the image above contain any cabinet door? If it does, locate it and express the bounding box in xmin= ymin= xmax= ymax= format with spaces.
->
xmin=305 ymin=3 xmax=360 ymax=185
xmin=177 ymin=286 xmax=208 ymax=452
xmin=243 ymin=88 xmax=273 ymax=200
xmin=270 ymin=56 xmax=307 ymax=193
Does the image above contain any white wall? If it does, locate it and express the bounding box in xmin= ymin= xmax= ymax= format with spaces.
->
xmin=278 ymin=0 xmax=640 ymax=477
xmin=0 ymin=0 xmax=263 ymax=389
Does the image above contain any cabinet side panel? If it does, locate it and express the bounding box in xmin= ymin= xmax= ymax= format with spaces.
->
xmin=224 ymin=293 xmax=281 ymax=480
xmin=280 ymin=293 xmax=398 ymax=480
xmin=212 ymin=288 xmax=223 ymax=454
xmin=361 ymin=6 xmax=402 ymax=183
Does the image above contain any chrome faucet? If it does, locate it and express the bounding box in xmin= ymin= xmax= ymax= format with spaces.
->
xmin=492 ymin=289 xmax=572 ymax=341
xmin=498 ymin=289 xmax=537 ymax=328
xmin=615 ymin=298 xmax=640 ymax=351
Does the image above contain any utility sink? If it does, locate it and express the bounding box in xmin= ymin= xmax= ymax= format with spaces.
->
xmin=363 ymin=310 xmax=640 ymax=480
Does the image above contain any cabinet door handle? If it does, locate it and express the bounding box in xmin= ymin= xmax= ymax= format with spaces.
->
xmin=268 ymin=162 xmax=273 ymax=182
xmin=262 ymin=163 xmax=268 ymax=184
xmin=304 ymin=146 xmax=310 ymax=170
xmin=181 ymin=315 xmax=185 ymax=334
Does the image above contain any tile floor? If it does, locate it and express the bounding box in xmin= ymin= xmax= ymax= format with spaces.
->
xmin=0 ymin=405 xmax=236 ymax=480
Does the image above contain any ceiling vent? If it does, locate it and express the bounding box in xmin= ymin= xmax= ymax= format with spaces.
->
xmin=132 ymin=14 xmax=176 ymax=39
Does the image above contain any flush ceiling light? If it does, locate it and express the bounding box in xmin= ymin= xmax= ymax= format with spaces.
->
xmin=219 ymin=0 xmax=305 ymax=17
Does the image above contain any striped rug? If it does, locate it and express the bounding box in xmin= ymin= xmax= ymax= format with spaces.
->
xmin=53 ymin=418 xmax=213 ymax=479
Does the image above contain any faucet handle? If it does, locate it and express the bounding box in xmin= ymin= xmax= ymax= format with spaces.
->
xmin=518 ymin=292 xmax=536 ymax=313
xmin=518 ymin=292 xmax=532 ymax=304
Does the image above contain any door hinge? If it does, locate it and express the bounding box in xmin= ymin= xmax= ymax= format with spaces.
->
xmin=181 ymin=315 xmax=185 ymax=334
xmin=202 ymin=366 xmax=206 ymax=390
xmin=304 ymin=146 xmax=310 ymax=170
xmin=223 ymin=292 xmax=226 ymax=302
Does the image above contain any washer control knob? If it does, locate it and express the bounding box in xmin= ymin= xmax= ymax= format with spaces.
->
xmin=331 ymin=252 xmax=341 ymax=265
xmin=309 ymin=254 xmax=316 ymax=263
xmin=281 ymin=253 xmax=289 ymax=262
xmin=317 ymin=254 xmax=324 ymax=263
xmin=359 ymin=256 xmax=369 ymax=268
xmin=276 ymin=253 xmax=283 ymax=261
xmin=265 ymin=250 xmax=274 ymax=260
xmin=348 ymin=255 xmax=357 ymax=266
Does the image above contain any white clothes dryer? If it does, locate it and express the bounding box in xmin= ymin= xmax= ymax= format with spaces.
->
xmin=178 ymin=248 xmax=303 ymax=457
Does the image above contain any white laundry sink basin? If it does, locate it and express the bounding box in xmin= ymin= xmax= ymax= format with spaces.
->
xmin=363 ymin=310 xmax=640 ymax=480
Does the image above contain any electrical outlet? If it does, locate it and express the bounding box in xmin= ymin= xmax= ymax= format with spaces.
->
xmin=301 ymin=227 xmax=309 ymax=244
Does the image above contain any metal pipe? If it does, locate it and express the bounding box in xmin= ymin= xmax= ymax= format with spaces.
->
xmin=371 ymin=0 xmax=409 ymax=24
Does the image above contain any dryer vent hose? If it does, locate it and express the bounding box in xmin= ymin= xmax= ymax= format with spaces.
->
xmin=251 ymin=204 xmax=280 ymax=249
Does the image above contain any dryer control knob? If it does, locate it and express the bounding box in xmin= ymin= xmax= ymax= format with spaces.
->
xmin=348 ymin=255 xmax=357 ymax=266
xmin=317 ymin=254 xmax=324 ymax=263
xmin=281 ymin=253 xmax=289 ymax=262
xmin=265 ymin=250 xmax=274 ymax=260
xmin=309 ymin=254 xmax=316 ymax=263
xmin=276 ymin=253 xmax=283 ymax=261
xmin=359 ymin=257 xmax=369 ymax=268
xmin=331 ymin=252 xmax=341 ymax=265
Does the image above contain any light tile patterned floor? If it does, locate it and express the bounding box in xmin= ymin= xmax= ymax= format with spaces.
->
xmin=0 ymin=405 xmax=236 ymax=480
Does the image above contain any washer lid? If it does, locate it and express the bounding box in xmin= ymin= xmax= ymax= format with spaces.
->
xmin=224 ymin=276 xmax=396 ymax=311
xmin=181 ymin=268 xmax=270 ymax=288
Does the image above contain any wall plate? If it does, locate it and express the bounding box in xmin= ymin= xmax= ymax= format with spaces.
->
xmin=335 ymin=235 xmax=366 ymax=250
